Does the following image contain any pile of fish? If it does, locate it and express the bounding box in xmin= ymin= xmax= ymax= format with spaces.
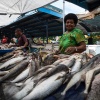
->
xmin=0 ymin=50 xmax=100 ymax=100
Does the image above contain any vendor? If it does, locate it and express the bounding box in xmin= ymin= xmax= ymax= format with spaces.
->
xmin=15 ymin=28 xmax=29 ymax=51
xmin=57 ymin=13 xmax=86 ymax=54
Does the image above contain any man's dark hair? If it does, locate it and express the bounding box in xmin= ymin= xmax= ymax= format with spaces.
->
xmin=15 ymin=28 xmax=23 ymax=32
xmin=64 ymin=13 xmax=78 ymax=25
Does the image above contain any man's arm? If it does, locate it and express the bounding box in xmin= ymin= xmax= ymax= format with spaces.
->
xmin=21 ymin=35 xmax=28 ymax=49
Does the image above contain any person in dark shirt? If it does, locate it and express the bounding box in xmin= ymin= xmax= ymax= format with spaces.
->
xmin=15 ymin=28 xmax=29 ymax=51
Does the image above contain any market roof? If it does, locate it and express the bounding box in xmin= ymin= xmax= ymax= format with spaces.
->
xmin=0 ymin=5 xmax=63 ymax=38
xmin=0 ymin=0 xmax=99 ymax=15
xmin=0 ymin=4 xmax=100 ymax=38
xmin=0 ymin=0 xmax=100 ymax=38
xmin=65 ymin=0 xmax=100 ymax=12
xmin=0 ymin=0 xmax=57 ymax=14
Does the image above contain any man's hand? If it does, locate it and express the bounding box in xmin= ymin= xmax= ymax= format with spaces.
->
xmin=65 ymin=47 xmax=76 ymax=54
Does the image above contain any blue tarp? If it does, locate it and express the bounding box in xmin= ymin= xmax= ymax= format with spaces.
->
xmin=0 ymin=49 xmax=13 ymax=56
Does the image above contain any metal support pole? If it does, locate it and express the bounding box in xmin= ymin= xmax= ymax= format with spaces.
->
xmin=63 ymin=0 xmax=65 ymax=33
xmin=46 ymin=23 xmax=48 ymax=44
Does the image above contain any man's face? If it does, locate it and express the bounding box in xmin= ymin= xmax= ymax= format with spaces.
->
xmin=15 ymin=31 xmax=21 ymax=38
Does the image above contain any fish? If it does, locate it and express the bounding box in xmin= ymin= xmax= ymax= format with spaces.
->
xmin=22 ymin=71 xmax=67 ymax=100
xmin=0 ymin=84 xmax=5 ymax=100
xmin=31 ymin=65 xmax=55 ymax=77
xmin=57 ymin=54 xmax=100 ymax=100
xmin=80 ymin=53 xmax=100 ymax=71
xmin=71 ymin=59 xmax=82 ymax=73
xmin=31 ymin=58 xmax=74 ymax=84
xmin=27 ymin=60 xmax=36 ymax=78
xmin=0 ymin=52 xmax=13 ymax=62
xmin=0 ymin=60 xmax=29 ymax=83
xmin=15 ymin=67 xmax=54 ymax=87
xmin=33 ymin=64 xmax=69 ymax=85
xmin=81 ymin=53 xmax=87 ymax=64
xmin=31 ymin=67 xmax=53 ymax=85
xmin=3 ymin=83 xmax=20 ymax=99
xmin=27 ymin=65 xmax=55 ymax=79
xmin=43 ymin=53 xmax=58 ymax=66
xmin=1 ymin=51 xmax=23 ymax=63
xmin=0 ymin=57 xmax=14 ymax=63
xmin=0 ymin=71 xmax=9 ymax=76
xmin=60 ymin=58 xmax=75 ymax=68
xmin=1 ymin=62 xmax=21 ymax=71
xmin=83 ymin=64 xmax=100 ymax=95
xmin=58 ymin=54 xmax=70 ymax=58
xmin=34 ymin=58 xmax=41 ymax=71
xmin=59 ymin=62 xmax=94 ymax=100
xmin=10 ymin=81 xmax=35 ymax=100
xmin=12 ymin=60 xmax=36 ymax=83
xmin=0 ymin=56 xmax=25 ymax=70
xmin=52 ymin=58 xmax=69 ymax=66
xmin=37 ymin=58 xmax=73 ymax=79
xmin=11 ymin=67 xmax=29 ymax=83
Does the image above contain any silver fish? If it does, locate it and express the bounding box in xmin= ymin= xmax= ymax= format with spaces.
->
xmin=0 ymin=60 xmax=29 ymax=83
xmin=10 ymin=81 xmax=34 ymax=100
xmin=60 ymin=62 xmax=94 ymax=100
xmin=0 ymin=51 xmax=14 ymax=62
xmin=71 ymin=59 xmax=82 ymax=73
xmin=84 ymin=64 xmax=100 ymax=95
xmin=22 ymin=71 xmax=67 ymax=100
xmin=0 ymin=71 xmax=9 ymax=76
xmin=17 ymin=67 xmax=53 ymax=87
xmin=0 ymin=56 xmax=25 ymax=70
xmin=53 ymin=58 xmax=69 ymax=66
xmin=11 ymin=67 xmax=29 ymax=83
xmin=3 ymin=83 xmax=20 ymax=99
xmin=58 ymin=54 xmax=70 ymax=59
xmin=35 ymin=64 xmax=69 ymax=82
xmin=27 ymin=60 xmax=36 ymax=78
xmin=60 ymin=58 xmax=75 ymax=68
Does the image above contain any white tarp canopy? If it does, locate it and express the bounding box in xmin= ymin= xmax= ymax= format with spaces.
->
xmin=0 ymin=0 xmax=57 ymax=26
xmin=0 ymin=0 xmax=88 ymax=26
xmin=0 ymin=0 xmax=57 ymax=14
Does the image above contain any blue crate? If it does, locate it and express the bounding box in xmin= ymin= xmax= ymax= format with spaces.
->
xmin=0 ymin=49 xmax=13 ymax=56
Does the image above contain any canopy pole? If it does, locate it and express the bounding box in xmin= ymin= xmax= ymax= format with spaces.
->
xmin=63 ymin=0 xmax=65 ymax=33
xmin=46 ymin=24 xmax=48 ymax=44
